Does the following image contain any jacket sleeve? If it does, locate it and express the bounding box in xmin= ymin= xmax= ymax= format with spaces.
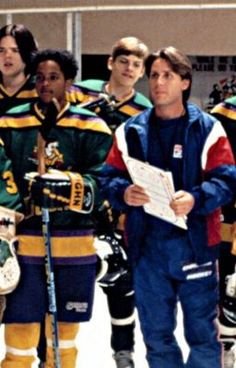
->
xmin=190 ymin=120 xmax=236 ymax=215
xmin=99 ymin=133 xmax=131 ymax=211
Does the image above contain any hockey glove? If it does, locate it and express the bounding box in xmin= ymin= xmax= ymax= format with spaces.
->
xmin=0 ymin=206 xmax=24 ymax=295
xmin=25 ymin=170 xmax=94 ymax=213
xmin=93 ymin=200 xmax=120 ymax=236
xmin=95 ymin=231 xmax=129 ymax=287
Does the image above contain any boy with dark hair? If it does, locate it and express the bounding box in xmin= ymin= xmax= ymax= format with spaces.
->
xmin=0 ymin=22 xmax=38 ymax=330
xmin=68 ymin=36 xmax=152 ymax=368
xmin=100 ymin=46 xmax=236 ymax=368
xmin=0 ymin=49 xmax=112 ymax=368
xmin=0 ymin=23 xmax=38 ymax=113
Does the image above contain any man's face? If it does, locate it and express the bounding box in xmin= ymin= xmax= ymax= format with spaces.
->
xmin=35 ymin=60 xmax=70 ymax=106
xmin=0 ymin=35 xmax=26 ymax=79
xmin=149 ymin=58 xmax=189 ymax=110
xmin=108 ymin=54 xmax=145 ymax=88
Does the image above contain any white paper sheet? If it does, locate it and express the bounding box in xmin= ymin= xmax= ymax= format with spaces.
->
xmin=123 ymin=155 xmax=187 ymax=230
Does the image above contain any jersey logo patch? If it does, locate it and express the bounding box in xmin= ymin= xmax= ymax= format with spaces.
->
xmin=30 ymin=141 xmax=64 ymax=169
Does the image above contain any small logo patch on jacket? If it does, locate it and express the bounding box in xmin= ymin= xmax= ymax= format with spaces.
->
xmin=173 ymin=144 xmax=183 ymax=159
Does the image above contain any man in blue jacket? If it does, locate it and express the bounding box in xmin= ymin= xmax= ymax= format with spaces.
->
xmin=100 ymin=46 xmax=236 ymax=368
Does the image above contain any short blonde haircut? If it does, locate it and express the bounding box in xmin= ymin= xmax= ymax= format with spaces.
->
xmin=111 ymin=36 xmax=149 ymax=61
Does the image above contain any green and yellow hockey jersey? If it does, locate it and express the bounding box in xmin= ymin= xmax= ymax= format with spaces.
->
xmin=0 ymin=76 xmax=37 ymax=115
xmin=67 ymin=79 xmax=152 ymax=132
xmin=0 ymin=101 xmax=112 ymax=263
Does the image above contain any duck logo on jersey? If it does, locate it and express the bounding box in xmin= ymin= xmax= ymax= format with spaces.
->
xmin=30 ymin=141 xmax=64 ymax=169
xmin=44 ymin=141 xmax=64 ymax=168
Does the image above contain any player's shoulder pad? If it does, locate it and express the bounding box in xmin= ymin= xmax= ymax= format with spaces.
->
xmin=0 ymin=102 xmax=38 ymax=129
xmin=4 ymin=102 xmax=32 ymax=116
xmin=211 ymin=97 xmax=236 ymax=118
xmin=66 ymin=105 xmax=112 ymax=135
xmin=224 ymin=95 xmax=236 ymax=107
xmin=70 ymin=104 xmax=99 ymax=117
xmin=75 ymin=79 xmax=105 ymax=93
xmin=134 ymin=92 xmax=152 ymax=108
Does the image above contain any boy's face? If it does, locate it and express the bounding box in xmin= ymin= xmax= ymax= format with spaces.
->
xmin=0 ymin=35 xmax=26 ymax=79
xmin=35 ymin=60 xmax=71 ymax=107
xmin=108 ymin=54 xmax=145 ymax=88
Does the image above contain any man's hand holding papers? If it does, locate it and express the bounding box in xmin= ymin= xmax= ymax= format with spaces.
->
xmin=123 ymin=155 xmax=188 ymax=230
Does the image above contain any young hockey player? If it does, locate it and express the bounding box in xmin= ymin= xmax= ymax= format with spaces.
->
xmin=0 ymin=22 xmax=38 ymax=324
xmin=0 ymin=23 xmax=38 ymax=113
xmin=0 ymin=49 xmax=112 ymax=368
xmin=100 ymin=46 xmax=236 ymax=368
xmin=211 ymin=97 xmax=236 ymax=368
xmin=68 ymin=36 xmax=152 ymax=368
xmin=69 ymin=36 xmax=151 ymax=132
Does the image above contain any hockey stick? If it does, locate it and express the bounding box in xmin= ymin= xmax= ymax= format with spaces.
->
xmin=37 ymin=130 xmax=61 ymax=368
xmin=0 ymin=295 xmax=6 ymax=324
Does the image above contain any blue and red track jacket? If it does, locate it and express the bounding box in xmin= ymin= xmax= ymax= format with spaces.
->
xmin=100 ymin=102 xmax=236 ymax=264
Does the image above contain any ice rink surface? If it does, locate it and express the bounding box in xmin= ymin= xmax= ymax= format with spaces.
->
xmin=0 ymin=284 xmax=189 ymax=367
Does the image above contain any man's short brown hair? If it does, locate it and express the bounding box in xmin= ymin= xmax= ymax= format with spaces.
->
xmin=145 ymin=46 xmax=192 ymax=102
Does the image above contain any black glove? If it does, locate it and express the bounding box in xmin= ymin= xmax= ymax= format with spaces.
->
xmin=25 ymin=170 xmax=94 ymax=213
xmin=93 ymin=201 xmax=121 ymax=236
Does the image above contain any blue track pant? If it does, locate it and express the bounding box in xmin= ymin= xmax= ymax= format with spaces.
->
xmin=133 ymin=230 xmax=222 ymax=368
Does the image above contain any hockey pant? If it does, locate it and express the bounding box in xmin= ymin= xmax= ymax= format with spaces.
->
xmin=101 ymin=275 xmax=135 ymax=352
xmin=1 ymin=314 xmax=79 ymax=368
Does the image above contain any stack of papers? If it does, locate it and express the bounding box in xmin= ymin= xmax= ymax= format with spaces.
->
xmin=123 ymin=155 xmax=187 ymax=230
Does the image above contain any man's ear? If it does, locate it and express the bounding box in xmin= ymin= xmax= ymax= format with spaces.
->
xmin=182 ymin=79 xmax=190 ymax=91
xmin=107 ymin=56 xmax=113 ymax=71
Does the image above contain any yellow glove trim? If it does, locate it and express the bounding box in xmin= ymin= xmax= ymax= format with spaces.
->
xmin=67 ymin=172 xmax=84 ymax=212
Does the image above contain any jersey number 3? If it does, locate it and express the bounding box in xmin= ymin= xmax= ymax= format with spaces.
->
xmin=3 ymin=171 xmax=18 ymax=194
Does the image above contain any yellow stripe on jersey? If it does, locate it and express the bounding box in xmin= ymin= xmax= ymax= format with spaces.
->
xmin=0 ymin=116 xmax=41 ymax=128
xmin=17 ymin=90 xmax=38 ymax=98
xmin=66 ymin=89 xmax=85 ymax=104
xmin=17 ymin=234 xmax=95 ymax=257
xmin=212 ymin=105 xmax=236 ymax=121
xmin=119 ymin=104 xmax=142 ymax=116
xmin=221 ymin=222 xmax=234 ymax=243
xmin=58 ymin=117 xmax=111 ymax=135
